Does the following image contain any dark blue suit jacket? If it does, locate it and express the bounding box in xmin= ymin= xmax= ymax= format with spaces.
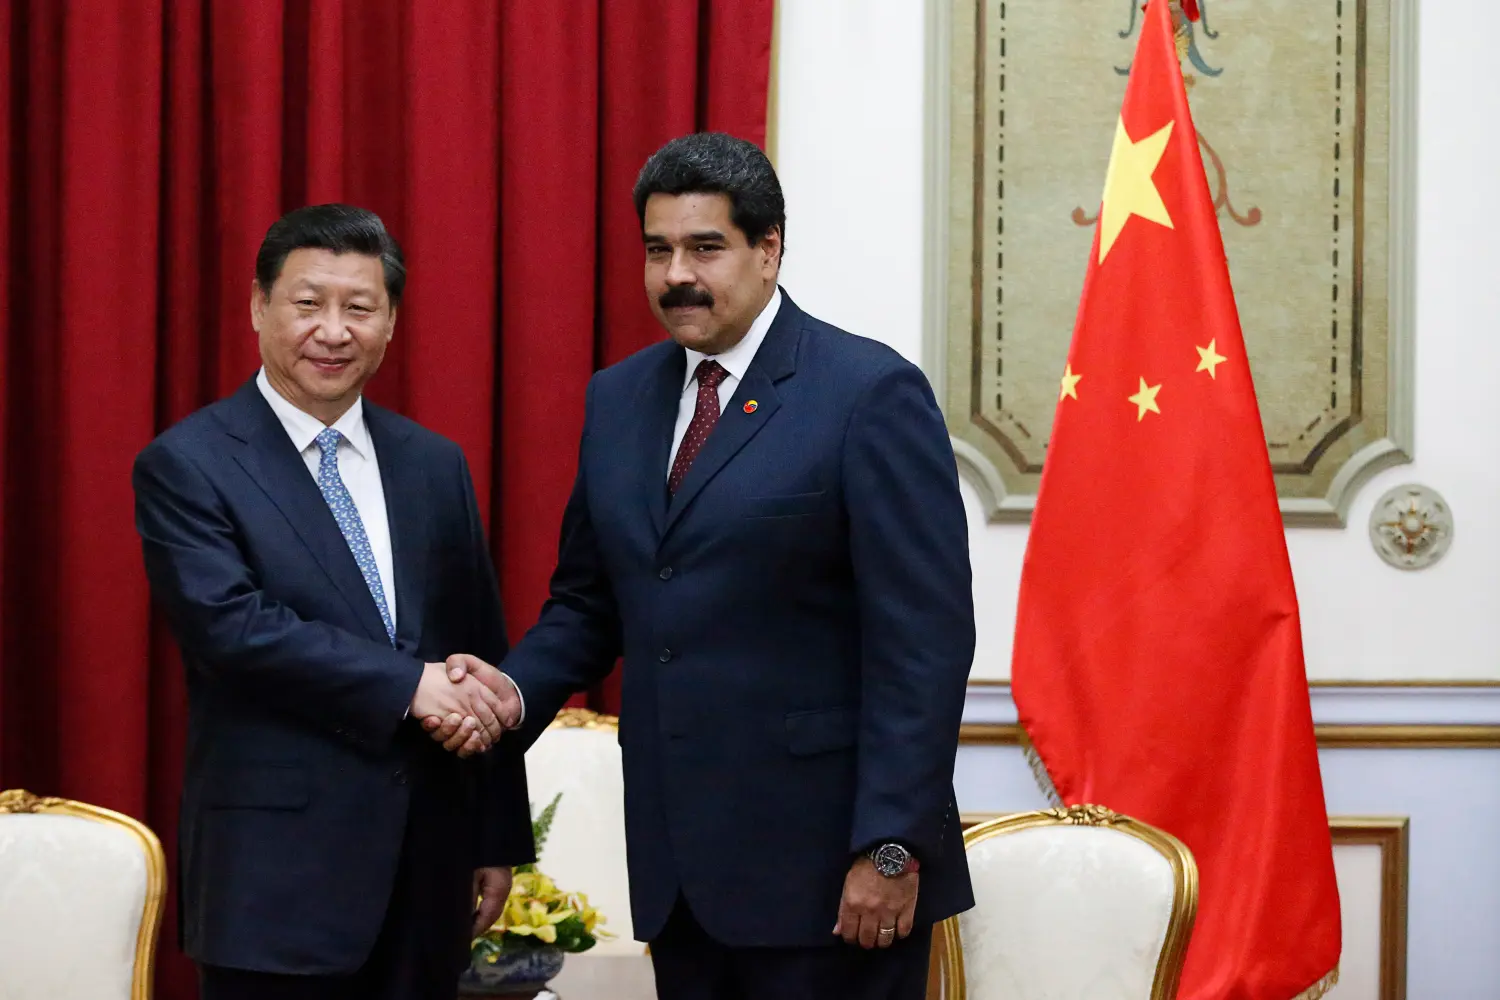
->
xmin=132 ymin=379 xmax=533 ymax=975
xmin=504 ymin=292 xmax=976 ymax=947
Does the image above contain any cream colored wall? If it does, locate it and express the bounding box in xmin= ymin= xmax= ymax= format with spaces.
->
xmin=774 ymin=0 xmax=1500 ymax=683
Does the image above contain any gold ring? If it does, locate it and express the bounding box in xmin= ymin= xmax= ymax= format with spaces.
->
xmin=878 ymin=927 xmax=895 ymax=936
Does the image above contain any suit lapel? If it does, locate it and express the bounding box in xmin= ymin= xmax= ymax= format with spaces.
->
xmin=662 ymin=294 xmax=802 ymax=537
xmin=640 ymin=345 xmax=686 ymax=539
xmin=367 ymin=402 xmax=428 ymax=649
xmin=219 ymin=379 xmax=392 ymax=645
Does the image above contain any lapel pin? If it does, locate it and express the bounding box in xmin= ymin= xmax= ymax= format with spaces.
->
xmin=743 ymin=400 xmax=759 ymax=414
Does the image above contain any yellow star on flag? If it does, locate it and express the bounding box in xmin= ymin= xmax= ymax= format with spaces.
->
xmin=1098 ymin=117 xmax=1175 ymax=263
xmin=1128 ymin=377 xmax=1162 ymax=421
xmin=1059 ymin=363 xmax=1082 ymax=402
xmin=1195 ymin=339 xmax=1227 ymax=378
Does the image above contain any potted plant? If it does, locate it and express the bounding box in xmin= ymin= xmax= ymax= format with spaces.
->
xmin=460 ymin=793 xmax=611 ymax=996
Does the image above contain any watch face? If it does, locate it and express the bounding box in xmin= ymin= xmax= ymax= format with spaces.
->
xmin=872 ymin=843 xmax=910 ymax=876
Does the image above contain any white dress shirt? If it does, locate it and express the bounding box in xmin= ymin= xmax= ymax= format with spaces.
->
xmin=256 ymin=368 xmax=397 ymax=632
xmin=667 ymin=287 xmax=782 ymax=474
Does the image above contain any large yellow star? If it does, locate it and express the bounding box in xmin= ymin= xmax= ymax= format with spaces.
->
xmin=1195 ymin=339 xmax=1227 ymax=378
xmin=1128 ymin=377 xmax=1162 ymax=421
xmin=1058 ymin=363 xmax=1082 ymax=402
xmin=1098 ymin=117 xmax=1176 ymax=264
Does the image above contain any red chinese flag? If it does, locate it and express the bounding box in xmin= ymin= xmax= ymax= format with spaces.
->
xmin=1010 ymin=2 xmax=1341 ymax=998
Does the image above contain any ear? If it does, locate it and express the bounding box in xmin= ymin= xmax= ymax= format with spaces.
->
xmin=250 ymin=279 xmax=268 ymax=333
xmin=385 ymin=305 xmax=398 ymax=341
xmin=760 ymin=226 xmax=783 ymax=276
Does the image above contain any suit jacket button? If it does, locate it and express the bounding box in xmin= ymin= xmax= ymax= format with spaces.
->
xmin=392 ymin=769 xmax=407 ymax=785
xmin=659 ymin=649 xmax=673 ymax=663
xmin=659 ymin=566 xmax=673 ymax=580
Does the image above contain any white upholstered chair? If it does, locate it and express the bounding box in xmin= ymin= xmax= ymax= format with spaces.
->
xmin=930 ymin=805 xmax=1198 ymax=1000
xmin=523 ymin=708 xmax=638 ymax=954
xmin=0 ymin=788 xmax=166 ymax=1000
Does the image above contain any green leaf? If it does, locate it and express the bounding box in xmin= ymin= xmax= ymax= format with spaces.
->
xmin=531 ymin=792 xmax=563 ymax=858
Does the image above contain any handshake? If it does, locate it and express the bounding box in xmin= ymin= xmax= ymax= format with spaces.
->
xmin=410 ymin=653 xmax=522 ymax=758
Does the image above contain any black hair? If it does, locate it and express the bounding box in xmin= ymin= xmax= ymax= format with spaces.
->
xmin=254 ymin=203 xmax=406 ymax=306
xmin=632 ymin=133 xmax=785 ymax=258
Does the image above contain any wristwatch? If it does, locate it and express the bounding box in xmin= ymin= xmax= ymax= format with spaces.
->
xmin=867 ymin=842 xmax=920 ymax=877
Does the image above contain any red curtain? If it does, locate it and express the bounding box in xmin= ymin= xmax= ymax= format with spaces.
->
xmin=0 ymin=2 xmax=773 ymax=996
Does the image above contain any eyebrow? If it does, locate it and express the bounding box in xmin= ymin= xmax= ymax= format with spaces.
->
xmin=643 ymin=230 xmax=729 ymax=244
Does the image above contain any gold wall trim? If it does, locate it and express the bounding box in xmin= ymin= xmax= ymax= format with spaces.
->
xmin=965 ymin=678 xmax=1500 ymax=688
xmin=953 ymin=813 xmax=1409 ymax=1000
xmin=764 ymin=0 xmax=781 ymax=163
xmin=1333 ymin=817 xmax=1410 ymax=1000
xmin=960 ymin=722 xmax=1500 ymax=748
xmin=0 ymin=789 xmax=166 ymax=1000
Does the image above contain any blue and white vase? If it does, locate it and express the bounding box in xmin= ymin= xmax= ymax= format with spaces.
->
xmin=459 ymin=945 xmax=566 ymax=996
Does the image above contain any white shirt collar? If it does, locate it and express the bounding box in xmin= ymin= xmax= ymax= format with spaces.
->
xmin=681 ymin=286 xmax=782 ymax=389
xmin=256 ymin=368 xmax=372 ymax=459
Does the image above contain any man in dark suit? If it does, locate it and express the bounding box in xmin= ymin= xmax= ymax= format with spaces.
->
xmin=132 ymin=204 xmax=532 ymax=1000
xmin=447 ymin=133 xmax=976 ymax=999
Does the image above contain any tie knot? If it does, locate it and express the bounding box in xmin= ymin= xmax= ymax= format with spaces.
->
xmin=315 ymin=427 xmax=343 ymax=456
xmin=695 ymin=359 xmax=728 ymax=389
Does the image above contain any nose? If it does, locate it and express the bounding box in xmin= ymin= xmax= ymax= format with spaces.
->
xmin=311 ymin=308 xmax=354 ymax=343
xmin=665 ymin=247 xmax=696 ymax=287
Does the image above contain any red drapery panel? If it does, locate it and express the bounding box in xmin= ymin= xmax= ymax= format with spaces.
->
xmin=0 ymin=3 xmax=773 ymax=997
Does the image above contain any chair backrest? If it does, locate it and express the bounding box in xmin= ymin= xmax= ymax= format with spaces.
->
xmin=0 ymin=789 xmax=165 ymax=1000
xmin=523 ymin=708 xmax=636 ymax=953
xmin=933 ymin=805 xmax=1197 ymax=1000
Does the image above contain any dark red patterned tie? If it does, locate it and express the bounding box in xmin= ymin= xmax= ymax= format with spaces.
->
xmin=668 ymin=359 xmax=729 ymax=495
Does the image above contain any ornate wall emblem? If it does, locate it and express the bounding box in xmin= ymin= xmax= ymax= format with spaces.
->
xmin=1368 ymin=484 xmax=1453 ymax=570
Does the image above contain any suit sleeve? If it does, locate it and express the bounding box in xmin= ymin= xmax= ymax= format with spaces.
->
xmin=502 ymin=377 xmax=625 ymax=744
xmin=843 ymin=362 xmax=975 ymax=862
xmin=132 ymin=439 xmax=420 ymax=747
xmin=455 ymin=451 xmax=537 ymax=868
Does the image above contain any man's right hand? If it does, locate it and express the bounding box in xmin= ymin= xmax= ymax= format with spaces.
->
xmin=421 ymin=654 xmax=523 ymax=753
xmin=411 ymin=661 xmax=508 ymax=757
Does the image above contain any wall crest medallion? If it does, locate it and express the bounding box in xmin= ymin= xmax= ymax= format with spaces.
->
xmin=1368 ymin=484 xmax=1453 ymax=570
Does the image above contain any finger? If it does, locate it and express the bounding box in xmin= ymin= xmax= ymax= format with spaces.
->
xmin=896 ymin=900 xmax=916 ymax=940
xmin=428 ymin=712 xmax=463 ymax=743
xmin=859 ymin=911 xmax=882 ymax=950
xmin=468 ymin=689 xmax=503 ymax=742
xmin=875 ymin=913 xmax=898 ymax=949
xmin=834 ymin=899 xmax=854 ymax=942
xmin=473 ymin=891 xmax=504 ymax=937
xmin=457 ymin=730 xmax=488 ymax=758
xmin=443 ymin=716 xmax=478 ymax=753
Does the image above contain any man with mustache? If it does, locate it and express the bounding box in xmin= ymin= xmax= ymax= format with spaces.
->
xmin=132 ymin=204 xmax=532 ymax=1000
xmin=441 ymin=133 xmax=976 ymax=999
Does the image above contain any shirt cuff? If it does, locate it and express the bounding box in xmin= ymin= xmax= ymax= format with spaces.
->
xmin=503 ymin=673 xmax=526 ymax=726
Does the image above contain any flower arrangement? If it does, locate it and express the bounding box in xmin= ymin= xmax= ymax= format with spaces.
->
xmin=471 ymin=792 xmax=611 ymax=966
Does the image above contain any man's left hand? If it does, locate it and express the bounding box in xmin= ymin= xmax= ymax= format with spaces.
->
xmin=472 ymin=866 xmax=513 ymax=938
xmin=833 ymin=856 xmax=918 ymax=949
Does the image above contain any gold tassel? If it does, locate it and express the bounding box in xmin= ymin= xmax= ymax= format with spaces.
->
xmin=1018 ymin=729 xmax=1064 ymax=807
xmin=1291 ymin=965 xmax=1340 ymax=1000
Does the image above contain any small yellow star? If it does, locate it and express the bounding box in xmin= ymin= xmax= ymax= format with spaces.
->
xmin=1098 ymin=117 xmax=1176 ymax=264
xmin=1128 ymin=377 xmax=1162 ymax=421
xmin=1059 ymin=364 xmax=1082 ymax=402
xmin=1195 ymin=339 xmax=1227 ymax=379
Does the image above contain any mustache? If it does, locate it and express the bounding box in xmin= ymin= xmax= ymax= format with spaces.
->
xmin=659 ymin=286 xmax=714 ymax=310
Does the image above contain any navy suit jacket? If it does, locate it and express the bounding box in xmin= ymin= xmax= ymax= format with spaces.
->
xmin=504 ymin=292 xmax=976 ymax=947
xmin=132 ymin=378 xmax=533 ymax=974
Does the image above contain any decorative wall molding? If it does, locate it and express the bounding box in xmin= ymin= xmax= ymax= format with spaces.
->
xmin=963 ymin=684 xmax=1500 ymax=747
xmin=924 ymin=0 xmax=1419 ymax=526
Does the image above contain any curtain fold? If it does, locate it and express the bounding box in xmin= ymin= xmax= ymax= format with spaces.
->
xmin=0 ymin=3 xmax=773 ymax=996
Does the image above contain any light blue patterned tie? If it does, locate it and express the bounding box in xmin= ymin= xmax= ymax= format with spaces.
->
xmin=315 ymin=428 xmax=396 ymax=644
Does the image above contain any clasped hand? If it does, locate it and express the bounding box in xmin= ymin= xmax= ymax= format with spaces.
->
xmin=410 ymin=654 xmax=521 ymax=757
